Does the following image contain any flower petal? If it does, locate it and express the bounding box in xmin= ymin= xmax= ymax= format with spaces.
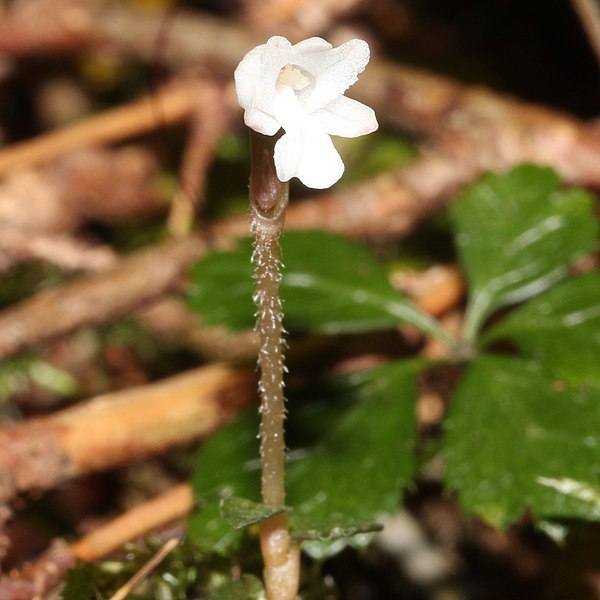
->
xmin=233 ymin=44 xmax=264 ymax=110
xmin=235 ymin=36 xmax=294 ymax=135
xmin=244 ymin=107 xmax=281 ymax=136
xmin=274 ymin=125 xmax=344 ymax=189
xmin=313 ymin=95 xmax=379 ymax=138
xmin=292 ymin=37 xmax=333 ymax=54
xmin=234 ymin=35 xmax=377 ymax=189
xmin=296 ymin=39 xmax=371 ymax=113
xmin=260 ymin=36 xmax=294 ymax=89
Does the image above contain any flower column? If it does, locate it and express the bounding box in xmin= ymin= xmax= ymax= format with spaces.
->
xmin=234 ymin=35 xmax=378 ymax=600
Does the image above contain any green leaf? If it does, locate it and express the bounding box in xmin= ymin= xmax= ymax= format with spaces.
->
xmin=484 ymin=271 xmax=600 ymax=387
xmin=285 ymin=362 xmax=419 ymax=519
xmin=60 ymin=563 xmax=96 ymax=600
xmin=28 ymin=360 xmax=79 ymax=396
xmin=220 ymin=497 xmax=287 ymax=530
xmin=207 ymin=575 xmax=265 ymax=600
xmin=290 ymin=514 xmax=383 ymax=541
xmin=449 ymin=165 xmax=597 ymax=342
xmin=290 ymin=514 xmax=383 ymax=561
xmin=343 ymin=133 xmax=417 ymax=183
xmin=188 ymin=230 xmax=450 ymax=343
xmin=0 ymin=356 xmax=78 ymax=404
xmin=189 ymin=360 xmax=421 ymax=558
xmin=286 ymin=361 xmax=419 ymax=557
xmin=445 ymin=355 xmax=600 ymax=529
xmin=188 ymin=409 xmax=261 ymax=553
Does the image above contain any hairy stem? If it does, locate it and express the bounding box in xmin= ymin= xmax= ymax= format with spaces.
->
xmin=249 ymin=131 xmax=300 ymax=600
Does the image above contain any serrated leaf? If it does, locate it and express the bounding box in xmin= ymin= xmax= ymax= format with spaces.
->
xmin=344 ymin=133 xmax=417 ymax=183
xmin=60 ymin=563 xmax=95 ymax=600
xmin=207 ymin=575 xmax=265 ymax=600
xmin=484 ymin=271 xmax=600 ymax=387
xmin=445 ymin=355 xmax=600 ymax=529
xmin=189 ymin=360 xmax=421 ymax=558
xmin=188 ymin=409 xmax=261 ymax=553
xmin=289 ymin=513 xmax=383 ymax=541
xmin=220 ymin=497 xmax=287 ymax=530
xmin=449 ymin=165 xmax=597 ymax=342
xmin=188 ymin=230 xmax=448 ymax=342
xmin=285 ymin=363 xmax=419 ymax=536
xmin=290 ymin=514 xmax=382 ymax=561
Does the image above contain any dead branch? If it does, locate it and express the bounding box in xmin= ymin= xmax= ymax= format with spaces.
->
xmin=55 ymin=146 xmax=166 ymax=224
xmin=71 ymin=484 xmax=193 ymax=563
xmin=241 ymin=0 xmax=366 ymax=39
xmin=572 ymin=0 xmax=600 ymax=68
xmin=167 ymin=81 xmax=232 ymax=237
xmin=0 ymin=235 xmax=205 ymax=360
xmin=0 ymin=363 xmax=253 ymax=593
xmin=0 ymin=424 xmax=74 ymax=505
xmin=0 ymin=539 xmax=76 ymax=600
xmin=0 ymin=145 xmax=161 ymax=271
xmin=352 ymin=61 xmax=600 ymax=187
xmin=0 ymin=146 xmax=163 ymax=234
xmin=0 ymin=484 xmax=194 ymax=600
xmin=0 ymin=364 xmax=254 ymax=504
xmin=0 ymin=227 xmax=116 ymax=272
xmin=54 ymin=364 xmax=253 ymax=474
xmin=136 ymin=298 xmax=259 ymax=363
xmin=0 ymin=0 xmax=96 ymax=55
xmin=0 ymin=81 xmax=194 ymax=176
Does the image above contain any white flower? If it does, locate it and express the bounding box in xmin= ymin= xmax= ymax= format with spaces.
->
xmin=234 ymin=36 xmax=378 ymax=189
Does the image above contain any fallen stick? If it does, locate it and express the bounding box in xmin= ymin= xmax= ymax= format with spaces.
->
xmin=0 ymin=363 xmax=255 ymax=503
xmin=0 ymin=539 xmax=76 ymax=600
xmin=0 ymin=81 xmax=195 ymax=176
xmin=71 ymin=483 xmax=193 ymax=563
xmin=0 ymin=235 xmax=205 ymax=360
xmin=0 ymin=483 xmax=194 ymax=600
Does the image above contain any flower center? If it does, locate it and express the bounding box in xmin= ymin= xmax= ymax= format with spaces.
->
xmin=276 ymin=64 xmax=313 ymax=92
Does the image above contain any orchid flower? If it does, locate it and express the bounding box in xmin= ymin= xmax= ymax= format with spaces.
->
xmin=234 ymin=36 xmax=378 ymax=189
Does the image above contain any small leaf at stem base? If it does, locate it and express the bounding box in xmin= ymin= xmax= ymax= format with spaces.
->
xmin=220 ymin=497 xmax=288 ymax=530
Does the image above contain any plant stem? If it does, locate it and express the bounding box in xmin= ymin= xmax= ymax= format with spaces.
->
xmin=249 ymin=131 xmax=300 ymax=600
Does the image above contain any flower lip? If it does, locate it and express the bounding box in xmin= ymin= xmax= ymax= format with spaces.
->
xmin=235 ymin=36 xmax=378 ymax=189
xmin=277 ymin=64 xmax=313 ymax=92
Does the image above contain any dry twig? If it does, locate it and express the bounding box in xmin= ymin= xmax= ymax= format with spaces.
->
xmin=0 ymin=363 xmax=254 ymax=505
xmin=0 ymin=484 xmax=193 ymax=600
xmin=71 ymin=484 xmax=193 ymax=563
xmin=107 ymin=538 xmax=180 ymax=600
xmin=0 ymin=236 xmax=205 ymax=360
xmin=0 ymin=539 xmax=76 ymax=600
xmin=167 ymin=81 xmax=232 ymax=237
xmin=0 ymin=82 xmax=194 ymax=176
xmin=572 ymin=0 xmax=600 ymax=68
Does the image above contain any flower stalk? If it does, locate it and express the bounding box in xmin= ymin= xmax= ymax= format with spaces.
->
xmin=236 ymin=35 xmax=378 ymax=598
xmin=249 ymin=130 xmax=300 ymax=600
